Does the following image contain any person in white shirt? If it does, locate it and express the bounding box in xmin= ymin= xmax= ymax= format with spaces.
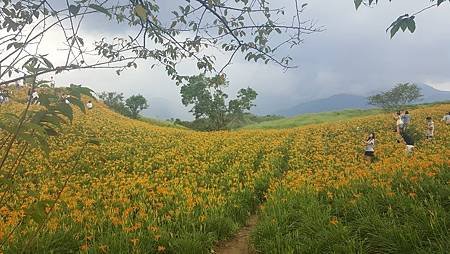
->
xmin=86 ymin=100 xmax=93 ymax=109
xmin=31 ymin=90 xmax=39 ymax=104
xmin=65 ymin=95 xmax=71 ymax=104
xmin=442 ymin=112 xmax=450 ymax=125
xmin=393 ymin=111 xmax=404 ymax=134
xmin=50 ymin=76 xmax=55 ymax=88
xmin=426 ymin=117 xmax=434 ymax=139
xmin=364 ymin=132 xmax=375 ymax=162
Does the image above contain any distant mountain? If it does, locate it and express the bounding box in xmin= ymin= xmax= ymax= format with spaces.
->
xmin=277 ymin=94 xmax=372 ymax=116
xmin=416 ymin=83 xmax=450 ymax=103
xmin=277 ymin=84 xmax=449 ymax=117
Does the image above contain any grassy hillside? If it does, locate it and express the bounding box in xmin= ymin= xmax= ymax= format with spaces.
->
xmin=139 ymin=116 xmax=187 ymax=129
xmin=1 ymin=97 xmax=449 ymax=253
xmin=242 ymin=102 xmax=450 ymax=130
xmin=241 ymin=108 xmax=383 ymax=129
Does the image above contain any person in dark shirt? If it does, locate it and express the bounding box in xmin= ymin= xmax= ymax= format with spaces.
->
xmin=399 ymin=131 xmax=415 ymax=154
xmin=401 ymin=110 xmax=411 ymax=131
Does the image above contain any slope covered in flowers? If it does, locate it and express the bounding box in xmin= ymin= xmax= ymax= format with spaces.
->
xmin=1 ymin=101 xmax=292 ymax=253
xmin=0 ymin=100 xmax=449 ymax=253
xmin=253 ymin=104 xmax=449 ymax=253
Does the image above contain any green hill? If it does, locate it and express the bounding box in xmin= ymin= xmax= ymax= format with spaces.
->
xmin=139 ymin=116 xmax=187 ymax=129
xmin=241 ymin=108 xmax=383 ymax=129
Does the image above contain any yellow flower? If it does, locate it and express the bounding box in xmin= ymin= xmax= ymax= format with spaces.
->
xmin=329 ymin=216 xmax=339 ymax=225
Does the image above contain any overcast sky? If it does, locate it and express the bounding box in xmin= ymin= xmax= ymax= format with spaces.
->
xmin=50 ymin=0 xmax=450 ymax=119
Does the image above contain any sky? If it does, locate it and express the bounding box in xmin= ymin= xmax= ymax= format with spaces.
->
xmin=38 ymin=1 xmax=450 ymax=119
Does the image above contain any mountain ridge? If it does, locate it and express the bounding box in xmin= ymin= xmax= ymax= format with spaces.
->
xmin=276 ymin=84 xmax=450 ymax=116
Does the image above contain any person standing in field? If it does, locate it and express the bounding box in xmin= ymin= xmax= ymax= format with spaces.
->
xmin=61 ymin=94 xmax=70 ymax=105
xmin=50 ymin=76 xmax=55 ymax=88
xmin=31 ymin=90 xmax=39 ymax=105
xmin=86 ymin=100 xmax=93 ymax=110
xmin=0 ymin=90 xmax=4 ymax=104
xmin=393 ymin=111 xmax=404 ymax=134
xmin=399 ymin=131 xmax=415 ymax=154
xmin=402 ymin=110 xmax=411 ymax=131
xmin=426 ymin=116 xmax=434 ymax=140
xmin=364 ymin=132 xmax=376 ymax=162
xmin=442 ymin=112 xmax=450 ymax=125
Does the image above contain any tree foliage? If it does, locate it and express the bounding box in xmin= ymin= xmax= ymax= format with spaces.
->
xmin=125 ymin=94 xmax=149 ymax=119
xmin=0 ymin=0 xmax=321 ymax=87
xmin=353 ymin=0 xmax=449 ymax=38
xmin=99 ymin=91 xmax=148 ymax=119
xmin=180 ymin=74 xmax=257 ymax=130
xmin=368 ymin=83 xmax=423 ymax=110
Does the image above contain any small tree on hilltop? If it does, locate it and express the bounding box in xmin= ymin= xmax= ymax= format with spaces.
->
xmin=99 ymin=91 xmax=131 ymax=116
xmin=125 ymin=95 xmax=149 ymax=119
xmin=368 ymin=83 xmax=422 ymax=110
xmin=180 ymin=74 xmax=257 ymax=130
xmin=229 ymin=88 xmax=258 ymax=116
xmin=99 ymin=92 xmax=125 ymax=108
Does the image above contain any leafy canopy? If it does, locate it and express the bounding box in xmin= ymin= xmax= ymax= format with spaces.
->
xmin=353 ymin=0 xmax=449 ymax=38
xmin=368 ymin=83 xmax=423 ymax=110
xmin=180 ymin=74 xmax=257 ymax=130
xmin=99 ymin=92 xmax=148 ymax=119
xmin=0 ymin=0 xmax=321 ymax=87
xmin=125 ymin=94 xmax=149 ymax=119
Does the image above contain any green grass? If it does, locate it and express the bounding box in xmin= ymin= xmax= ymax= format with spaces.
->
xmin=242 ymin=101 xmax=450 ymax=130
xmin=241 ymin=109 xmax=383 ymax=130
xmin=252 ymin=168 xmax=450 ymax=254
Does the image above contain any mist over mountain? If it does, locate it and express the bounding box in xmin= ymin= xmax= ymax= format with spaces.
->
xmin=276 ymin=94 xmax=371 ymax=116
xmin=416 ymin=83 xmax=450 ymax=103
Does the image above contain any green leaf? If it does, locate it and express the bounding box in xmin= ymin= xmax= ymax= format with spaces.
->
xmin=390 ymin=23 xmax=401 ymax=38
xmin=354 ymin=0 xmax=363 ymax=10
xmin=69 ymin=84 xmax=95 ymax=98
xmin=41 ymin=57 xmax=54 ymax=69
xmin=22 ymin=122 xmax=47 ymax=137
xmin=17 ymin=132 xmax=42 ymax=151
xmin=406 ymin=17 xmax=416 ymax=33
xmin=53 ymin=103 xmax=74 ymax=122
xmin=134 ymin=4 xmax=148 ymax=20
xmin=44 ymin=127 xmax=59 ymax=136
xmin=26 ymin=200 xmax=54 ymax=224
xmin=38 ymin=93 xmax=57 ymax=107
xmin=69 ymin=4 xmax=80 ymax=15
xmin=0 ymin=113 xmax=19 ymax=133
xmin=399 ymin=20 xmax=408 ymax=32
xmin=0 ymin=177 xmax=13 ymax=187
xmin=88 ymin=137 xmax=100 ymax=145
xmin=41 ymin=113 xmax=65 ymax=128
xmin=437 ymin=0 xmax=446 ymax=6
xmin=26 ymin=205 xmax=46 ymax=224
xmin=67 ymin=96 xmax=86 ymax=113
xmin=88 ymin=4 xmax=111 ymax=18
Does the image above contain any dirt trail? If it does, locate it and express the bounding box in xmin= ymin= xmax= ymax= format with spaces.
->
xmin=214 ymin=215 xmax=258 ymax=254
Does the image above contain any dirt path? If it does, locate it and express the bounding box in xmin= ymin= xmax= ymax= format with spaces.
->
xmin=214 ymin=215 xmax=258 ymax=254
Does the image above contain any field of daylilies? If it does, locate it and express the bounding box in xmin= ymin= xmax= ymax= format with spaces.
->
xmin=0 ymin=96 xmax=449 ymax=253
xmin=253 ymin=104 xmax=450 ymax=253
